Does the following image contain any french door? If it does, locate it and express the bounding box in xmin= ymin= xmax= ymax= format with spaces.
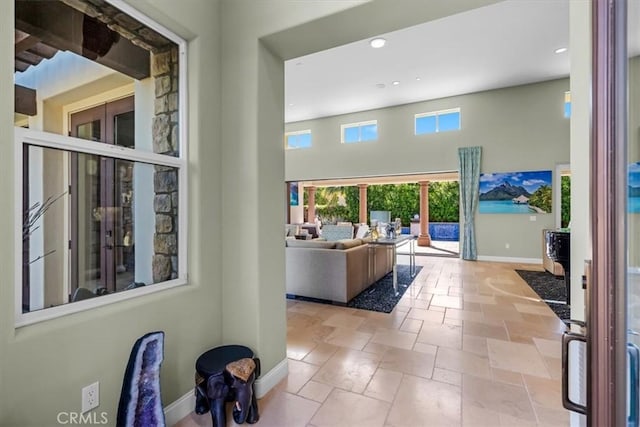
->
xmin=624 ymin=1 xmax=640 ymax=424
xmin=563 ymin=1 xmax=639 ymax=425
xmin=69 ymin=96 xmax=135 ymax=294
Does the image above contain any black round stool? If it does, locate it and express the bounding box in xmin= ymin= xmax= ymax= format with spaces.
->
xmin=194 ymin=345 xmax=260 ymax=427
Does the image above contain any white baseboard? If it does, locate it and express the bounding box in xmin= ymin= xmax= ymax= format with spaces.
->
xmin=164 ymin=358 xmax=289 ymax=426
xmin=477 ymin=256 xmax=542 ymax=265
xmin=255 ymin=358 xmax=288 ymax=398
xmin=164 ymin=390 xmax=194 ymax=427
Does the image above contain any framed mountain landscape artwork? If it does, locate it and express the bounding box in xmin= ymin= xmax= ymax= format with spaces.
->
xmin=630 ymin=162 xmax=640 ymax=213
xmin=479 ymin=170 xmax=552 ymax=214
xmin=290 ymin=182 xmax=299 ymax=206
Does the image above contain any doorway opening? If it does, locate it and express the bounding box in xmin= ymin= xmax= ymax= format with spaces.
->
xmin=287 ymin=172 xmax=460 ymax=257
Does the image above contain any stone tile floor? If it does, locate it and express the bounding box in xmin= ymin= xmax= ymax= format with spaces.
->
xmin=176 ymin=256 xmax=570 ymax=427
xmin=411 ymin=240 xmax=460 ymax=257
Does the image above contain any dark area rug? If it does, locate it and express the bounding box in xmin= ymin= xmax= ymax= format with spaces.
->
xmin=347 ymin=265 xmax=423 ymax=313
xmin=286 ymin=265 xmax=422 ymax=313
xmin=516 ymin=269 xmax=570 ymax=320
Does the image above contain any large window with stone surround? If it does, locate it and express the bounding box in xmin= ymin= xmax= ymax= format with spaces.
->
xmin=14 ymin=0 xmax=186 ymax=326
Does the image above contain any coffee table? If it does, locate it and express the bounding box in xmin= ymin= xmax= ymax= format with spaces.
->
xmin=368 ymin=234 xmax=416 ymax=296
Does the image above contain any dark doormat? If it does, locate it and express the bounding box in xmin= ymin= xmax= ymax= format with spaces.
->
xmin=515 ymin=269 xmax=570 ymax=320
xmin=347 ymin=265 xmax=423 ymax=313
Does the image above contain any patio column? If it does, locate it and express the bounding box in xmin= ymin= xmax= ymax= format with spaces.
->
xmin=358 ymin=184 xmax=368 ymax=224
xmin=418 ymin=181 xmax=431 ymax=246
xmin=307 ymin=186 xmax=316 ymax=223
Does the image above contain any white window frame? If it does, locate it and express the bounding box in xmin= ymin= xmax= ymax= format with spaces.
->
xmin=14 ymin=0 xmax=189 ymax=327
xmin=414 ymin=108 xmax=461 ymax=135
xmin=341 ymin=120 xmax=378 ymax=143
xmin=285 ymin=129 xmax=312 ymax=149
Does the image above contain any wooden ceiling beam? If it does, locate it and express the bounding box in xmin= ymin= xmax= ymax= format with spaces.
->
xmin=15 ymin=35 xmax=41 ymax=55
xmin=16 ymin=50 xmax=44 ymax=66
xmin=28 ymin=43 xmax=58 ymax=59
xmin=299 ymin=171 xmax=460 ymax=188
xmin=14 ymin=59 xmax=30 ymax=73
xmin=14 ymin=29 xmax=30 ymax=44
xmin=15 ymin=0 xmax=150 ymax=80
xmin=15 ymin=84 xmax=36 ymax=116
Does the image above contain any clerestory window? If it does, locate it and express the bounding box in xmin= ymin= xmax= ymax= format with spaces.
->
xmin=285 ymin=130 xmax=312 ymax=149
xmin=415 ymin=108 xmax=461 ymax=135
xmin=341 ymin=120 xmax=378 ymax=143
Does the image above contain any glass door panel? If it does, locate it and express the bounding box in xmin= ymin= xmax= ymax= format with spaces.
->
xmin=69 ymin=96 xmax=134 ymax=295
xmin=114 ymin=111 xmax=135 ymax=148
xmin=114 ymin=159 xmax=135 ymax=291
xmin=75 ymin=153 xmax=104 ymax=293
xmin=628 ymin=1 xmax=640 ymax=423
xmin=76 ymin=120 xmax=101 ymax=142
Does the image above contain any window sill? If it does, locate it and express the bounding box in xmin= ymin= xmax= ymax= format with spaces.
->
xmin=15 ymin=277 xmax=188 ymax=328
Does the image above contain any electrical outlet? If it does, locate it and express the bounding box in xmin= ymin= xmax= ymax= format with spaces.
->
xmin=82 ymin=382 xmax=100 ymax=413
xmin=505 ymin=243 xmax=510 ymax=249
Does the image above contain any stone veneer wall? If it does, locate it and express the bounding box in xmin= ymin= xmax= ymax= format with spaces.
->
xmin=151 ymin=46 xmax=179 ymax=282
xmin=59 ymin=0 xmax=180 ymax=283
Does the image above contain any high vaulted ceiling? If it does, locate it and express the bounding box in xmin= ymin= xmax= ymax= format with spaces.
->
xmin=284 ymin=0 xmax=570 ymax=124
xmin=285 ymin=0 xmax=640 ymax=124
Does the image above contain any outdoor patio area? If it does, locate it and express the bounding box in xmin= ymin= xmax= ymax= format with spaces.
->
xmin=402 ymin=239 xmax=460 ymax=258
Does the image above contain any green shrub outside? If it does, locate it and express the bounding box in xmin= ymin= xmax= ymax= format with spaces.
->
xmin=561 ymin=176 xmax=571 ymax=227
xmin=307 ymin=181 xmax=460 ymax=225
xmin=528 ymin=185 xmax=552 ymax=213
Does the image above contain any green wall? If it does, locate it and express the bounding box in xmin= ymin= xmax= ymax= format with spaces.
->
xmin=1 ymin=0 xmax=573 ymax=424
xmin=0 ymin=1 xmax=223 ymax=425
xmin=285 ymin=79 xmax=571 ymax=260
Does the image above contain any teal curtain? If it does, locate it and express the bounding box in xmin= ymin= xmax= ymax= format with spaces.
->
xmin=458 ymin=147 xmax=482 ymax=260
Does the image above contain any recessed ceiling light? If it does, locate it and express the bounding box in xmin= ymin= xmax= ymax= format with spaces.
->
xmin=288 ymin=103 xmax=294 ymax=106
xmin=415 ymin=77 xmax=421 ymax=81
xmin=375 ymin=83 xmax=386 ymax=89
xmin=370 ymin=38 xmax=386 ymax=48
xmin=392 ymin=81 xmax=400 ymax=86
xmin=554 ymin=47 xmax=568 ymax=54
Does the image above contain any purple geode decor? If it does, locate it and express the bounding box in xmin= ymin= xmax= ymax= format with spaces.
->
xmin=117 ymin=331 xmax=165 ymax=427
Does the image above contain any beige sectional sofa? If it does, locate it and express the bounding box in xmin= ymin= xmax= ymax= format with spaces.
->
xmin=285 ymin=238 xmax=393 ymax=304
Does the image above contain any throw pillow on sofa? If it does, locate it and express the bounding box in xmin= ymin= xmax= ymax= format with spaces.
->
xmin=286 ymin=239 xmax=337 ymax=249
xmin=321 ymin=224 xmax=354 ymax=241
xmin=285 ymin=224 xmax=299 ymax=237
xmin=355 ymin=224 xmax=369 ymax=239
xmin=334 ymin=239 xmax=363 ymax=249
